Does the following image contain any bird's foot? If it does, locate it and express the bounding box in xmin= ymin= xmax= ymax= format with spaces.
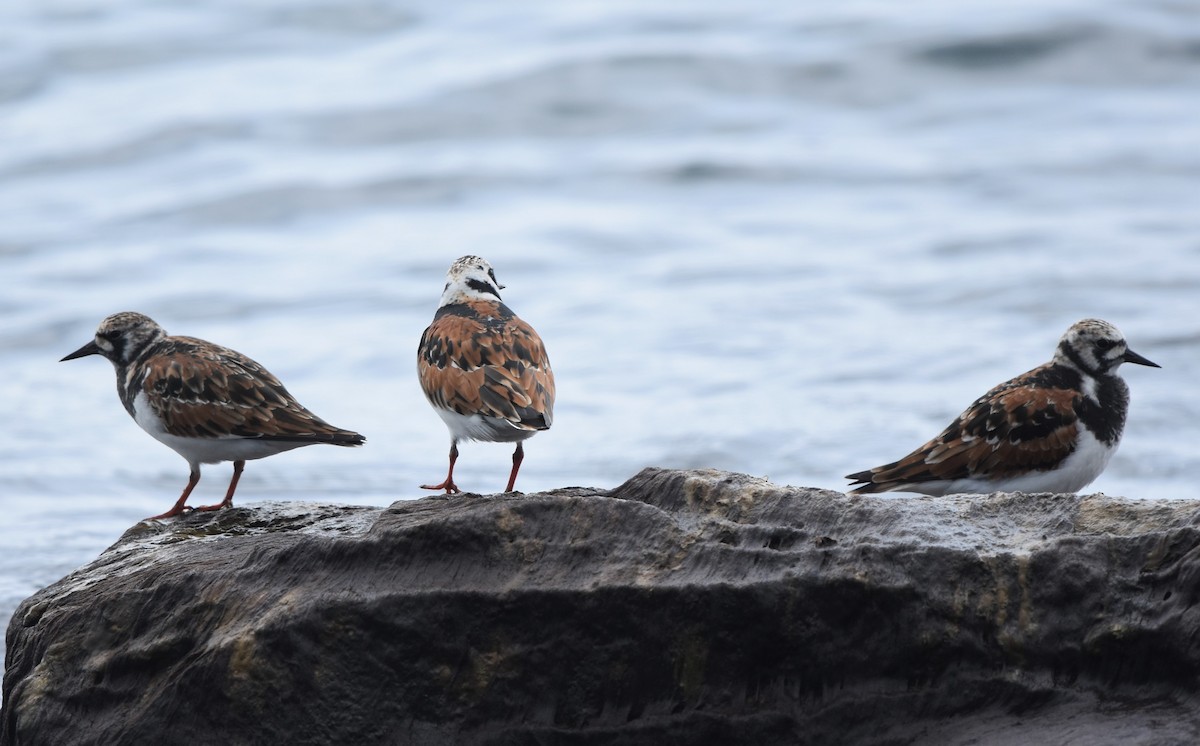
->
xmin=144 ymin=506 xmax=190 ymax=521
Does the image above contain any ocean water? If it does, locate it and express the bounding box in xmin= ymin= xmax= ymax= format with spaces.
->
xmin=3 ymin=0 xmax=1199 ymax=655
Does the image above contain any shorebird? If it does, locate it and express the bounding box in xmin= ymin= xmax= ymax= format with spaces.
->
xmin=847 ymin=318 xmax=1158 ymax=495
xmin=417 ymin=256 xmax=555 ymax=494
xmin=62 ymin=312 xmax=365 ymax=518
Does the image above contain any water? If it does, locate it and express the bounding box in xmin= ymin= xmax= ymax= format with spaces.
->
xmin=3 ymin=0 xmax=1200 ymax=662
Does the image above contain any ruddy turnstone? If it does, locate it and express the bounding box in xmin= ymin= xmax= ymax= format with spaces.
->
xmin=61 ymin=312 xmax=365 ymax=519
xmin=846 ymin=318 xmax=1159 ymax=495
xmin=417 ymin=255 xmax=555 ymax=494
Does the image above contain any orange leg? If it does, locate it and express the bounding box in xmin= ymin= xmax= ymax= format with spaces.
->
xmin=421 ymin=442 xmax=461 ymax=494
xmin=505 ymin=442 xmax=525 ymax=493
xmin=146 ymin=468 xmax=201 ymax=520
xmin=195 ymin=460 xmax=244 ymax=512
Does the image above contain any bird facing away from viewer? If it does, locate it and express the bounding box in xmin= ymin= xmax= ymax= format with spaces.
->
xmin=417 ymin=255 xmax=555 ymax=494
xmin=62 ymin=312 xmax=365 ymax=519
xmin=846 ymin=318 xmax=1158 ymax=496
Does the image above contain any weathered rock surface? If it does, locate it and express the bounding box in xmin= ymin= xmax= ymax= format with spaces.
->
xmin=5 ymin=468 xmax=1200 ymax=745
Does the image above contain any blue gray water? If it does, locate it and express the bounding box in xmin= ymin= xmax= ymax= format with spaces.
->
xmin=3 ymin=0 xmax=1200 ymax=657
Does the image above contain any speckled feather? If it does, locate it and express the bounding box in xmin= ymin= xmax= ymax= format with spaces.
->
xmin=128 ymin=336 xmax=364 ymax=444
xmin=418 ymin=299 xmax=554 ymax=432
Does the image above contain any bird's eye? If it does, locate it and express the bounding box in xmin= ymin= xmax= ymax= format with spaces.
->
xmin=1096 ymin=339 xmax=1117 ymax=351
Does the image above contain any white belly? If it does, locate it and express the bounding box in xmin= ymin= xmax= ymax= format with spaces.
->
xmin=132 ymin=391 xmax=308 ymax=467
xmin=435 ymin=408 xmax=537 ymax=444
xmin=907 ymin=429 xmax=1117 ymax=496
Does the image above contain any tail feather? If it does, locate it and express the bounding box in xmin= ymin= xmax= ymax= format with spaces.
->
xmin=845 ymin=469 xmax=887 ymax=494
xmin=325 ymin=429 xmax=366 ymax=447
xmin=256 ymin=429 xmax=365 ymax=446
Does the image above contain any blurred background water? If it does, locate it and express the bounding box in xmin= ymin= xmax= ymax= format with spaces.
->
xmin=2 ymin=0 xmax=1199 ymax=649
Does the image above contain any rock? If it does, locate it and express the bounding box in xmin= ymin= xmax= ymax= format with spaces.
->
xmin=4 ymin=468 xmax=1200 ymax=745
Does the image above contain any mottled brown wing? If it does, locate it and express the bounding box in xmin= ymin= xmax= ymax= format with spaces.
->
xmin=850 ymin=381 xmax=1080 ymax=491
xmin=141 ymin=337 xmax=364 ymax=443
xmin=418 ymin=310 xmax=555 ymax=430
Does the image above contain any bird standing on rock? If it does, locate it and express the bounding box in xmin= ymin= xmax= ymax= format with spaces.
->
xmin=847 ymin=318 xmax=1159 ymax=496
xmin=62 ymin=312 xmax=365 ymax=519
xmin=417 ymin=256 xmax=555 ymax=494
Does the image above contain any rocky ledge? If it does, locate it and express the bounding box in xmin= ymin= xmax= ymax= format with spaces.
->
xmin=4 ymin=468 xmax=1200 ymax=745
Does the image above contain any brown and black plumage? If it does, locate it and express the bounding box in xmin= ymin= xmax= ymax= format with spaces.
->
xmin=418 ymin=256 xmax=555 ymax=494
xmin=62 ymin=312 xmax=364 ymax=519
xmin=847 ymin=319 xmax=1158 ymax=496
